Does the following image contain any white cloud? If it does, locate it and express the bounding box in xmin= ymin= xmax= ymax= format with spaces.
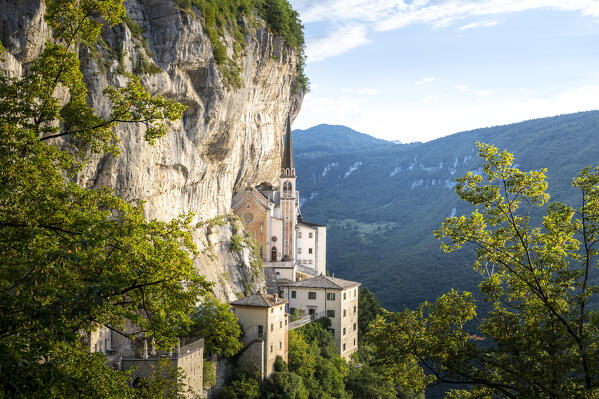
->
xmin=293 ymin=0 xmax=599 ymax=32
xmin=414 ymin=77 xmax=435 ymax=85
xmin=456 ymin=84 xmax=492 ymax=96
xmin=343 ymin=87 xmax=382 ymax=95
xmin=458 ymin=19 xmax=498 ymax=30
xmin=306 ymin=25 xmax=370 ymax=63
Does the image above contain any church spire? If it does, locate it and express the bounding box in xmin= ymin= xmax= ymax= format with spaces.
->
xmin=281 ymin=115 xmax=295 ymax=177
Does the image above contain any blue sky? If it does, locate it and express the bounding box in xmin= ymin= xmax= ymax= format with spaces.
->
xmin=289 ymin=0 xmax=599 ymax=143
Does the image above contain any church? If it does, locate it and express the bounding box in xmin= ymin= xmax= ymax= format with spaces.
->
xmin=232 ymin=117 xmax=326 ymax=284
xmin=232 ymin=117 xmax=360 ymax=363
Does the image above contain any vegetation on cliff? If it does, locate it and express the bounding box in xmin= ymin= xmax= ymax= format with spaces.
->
xmin=175 ymin=0 xmax=308 ymax=91
xmin=0 ymin=0 xmax=214 ymax=396
xmin=368 ymin=144 xmax=599 ymax=397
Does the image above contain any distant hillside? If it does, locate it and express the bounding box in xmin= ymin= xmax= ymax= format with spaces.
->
xmin=293 ymin=124 xmax=402 ymax=157
xmin=294 ymin=111 xmax=599 ymax=311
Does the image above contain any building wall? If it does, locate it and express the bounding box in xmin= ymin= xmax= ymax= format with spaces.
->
xmin=283 ymin=286 xmax=359 ymax=360
xmin=296 ymin=225 xmax=316 ymax=267
xmin=233 ymin=191 xmax=269 ymax=261
xmin=232 ymin=303 xmax=288 ymax=378
xmin=264 ymin=302 xmax=288 ymax=375
xmin=269 ymin=218 xmax=283 ymax=261
xmin=338 ymin=287 xmax=359 ymax=361
xmin=315 ymin=226 xmax=327 ymax=275
xmin=121 ymin=342 xmax=204 ymax=399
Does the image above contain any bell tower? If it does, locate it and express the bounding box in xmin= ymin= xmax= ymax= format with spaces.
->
xmin=280 ymin=116 xmax=296 ymax=260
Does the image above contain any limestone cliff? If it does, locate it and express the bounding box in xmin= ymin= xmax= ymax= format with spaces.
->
xmin=0 ymin=0 xmax=304 ymax=301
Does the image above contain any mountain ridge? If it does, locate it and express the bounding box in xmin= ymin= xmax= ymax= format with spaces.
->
xmin=294 ymin=110 xmax=599 ymax=311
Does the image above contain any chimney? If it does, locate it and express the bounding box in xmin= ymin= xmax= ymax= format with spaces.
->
xmin=274 ymin=293 xmax=279 ymax=302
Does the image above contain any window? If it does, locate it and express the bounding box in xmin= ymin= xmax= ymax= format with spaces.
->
xmin=353 ymin=323 xmax=356 ymax=331
xmin=353 ymin=305 xmax=357 ymax=314
xmin=303 ymin=260 xmax=307 ymax=264
xmin=280 ymin=320 xmax=283 ymax=328
xmin=327 ymin=310 xmax=335 ymax=318
xmin=280 ymin=341 xmax=282 ymax=349
xmin=308 ymin=248 xmax=313 ymax=254
xmin=298 ymin=248 xmax=302 ymax=254
xmin=308 ymin=260 xmax=312 ymax=264
xmin=308 ymin=292 xmax=316 ymax=300
xmin=343 ymin=292 xmax=347 ymax=300
xmin=285 ymin=318 xmax=288 ymax=325
xmin=309 ymin=232 xmax=313 ymax=238
xmin=354 ymin=289 xmax=357 ymax=297
xmin=343 ymin=343 xmax=346 ymax=351
xmin=271 ymin=308 xmax=273 ymax=313
xmin=270 ymin=344 xmax=273 ymax=353
xmin=343 ymin=309 xmax=346 ymax=317
xmin=298 ymin=232 xmax=302 ymax=238
xmin=343 ymin=328 xmax=346 ymax=336
xmin=354 ymin=338 xmax=356 ymax=346
xmin=326 ymin=293 xmax=336 ymax=301
xmin=290 ymin=307 xmax=296 ymax=315
xmin=271 ymin=323 xmax=273 ymax=332
xmin=291 ymin=290 xmax=296 ymax=298
xmin=258 ymin=325 xmax=263 ymax=337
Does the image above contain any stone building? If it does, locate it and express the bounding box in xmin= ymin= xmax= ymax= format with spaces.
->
xmin=232 ymin=117 xmax=326 ymax=282
xmin=280 ymin=275 xmax=360 ymax=361
xmin=120 ymin=337 xmax=205 ymax=398
xmin=232 ymin=117 xmax=362 ymax=365
xmin=231 ymin=292 xmax=288 ymax=379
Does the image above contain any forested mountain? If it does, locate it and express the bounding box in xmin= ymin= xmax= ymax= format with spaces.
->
xmin=294 ymin=111 xmax=599 ymax=311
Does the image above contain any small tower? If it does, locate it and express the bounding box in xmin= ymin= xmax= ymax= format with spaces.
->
xmin=280 ymin=116 xmax=296 ymax=260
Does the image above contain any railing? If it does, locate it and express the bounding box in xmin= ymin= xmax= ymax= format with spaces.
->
xmin=289 ymin=311 xmax=326 ymax=330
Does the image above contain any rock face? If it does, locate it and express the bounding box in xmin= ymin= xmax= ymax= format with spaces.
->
xmin=0 ymin=0 xmax=303 ymax=299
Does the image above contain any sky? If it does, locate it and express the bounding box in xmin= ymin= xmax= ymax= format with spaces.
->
xmin=289 ymin=0 xmax=599 ymax=143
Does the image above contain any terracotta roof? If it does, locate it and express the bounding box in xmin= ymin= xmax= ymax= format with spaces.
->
xmin=279 ymin=275 xmax=360 ymax=290
xmin=231 ymin=292 xmax=287 ymax=308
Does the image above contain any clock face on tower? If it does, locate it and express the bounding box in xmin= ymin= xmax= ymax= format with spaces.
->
xmin=242 ymin=212 xmax=254 ymax=224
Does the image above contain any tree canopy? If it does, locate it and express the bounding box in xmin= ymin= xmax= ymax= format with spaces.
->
xmin=187 ymin=294 xmax=243 ymax=357
xmin=368 ymin=143 xmax=599 ymax=398
xmin=0 ymin=0 xmax=210 ymax=396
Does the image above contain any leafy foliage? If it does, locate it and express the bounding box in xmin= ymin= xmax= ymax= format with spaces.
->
xmin=368 ymin=143 xmax=599 ymax=397
xmin=187 ymin=295 xmax=243 ymax=357
xmin=0 ymin=0 xmax=210 ymax=395
xmin=286 ymin=319 xmax=349 ymax=398
xmin=174 ymin=0 xmax=307 ymax=91
xmin=358 ymin=287 xmax=383 ymax=337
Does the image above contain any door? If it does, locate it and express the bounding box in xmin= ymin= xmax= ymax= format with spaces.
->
xmin=271 ymin=246 xmax=277 ymax=261
xmin=309 ymin=308 xmax=316 ymax=320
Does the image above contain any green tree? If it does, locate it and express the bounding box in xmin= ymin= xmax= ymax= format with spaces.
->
xmin=260 ymin=356 xmax=309 ymax=399
xmin=0 ymin=0 xmax=210 ymax=396
xmin=358 ymin=287 xmax=383 ymax=337
xmin=368 ymin=143 xmax=599 ymax=397
xmin=287 ymin=319 xmax=349 ymax=399
xmin=345 ymin=363 xmax=397 ymax=399
xmin=187 ymin=294 xmax=243 ymax=357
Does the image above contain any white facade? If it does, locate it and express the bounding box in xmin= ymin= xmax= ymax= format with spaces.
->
xmin=281 ymin=276 xmax=360 ymax=361
xmin=296 ymin=223 xmax=326 ymax=276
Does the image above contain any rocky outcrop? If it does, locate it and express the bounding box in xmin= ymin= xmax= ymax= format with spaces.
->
xmin=0 ymin=0 xmax=303 ymax=298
